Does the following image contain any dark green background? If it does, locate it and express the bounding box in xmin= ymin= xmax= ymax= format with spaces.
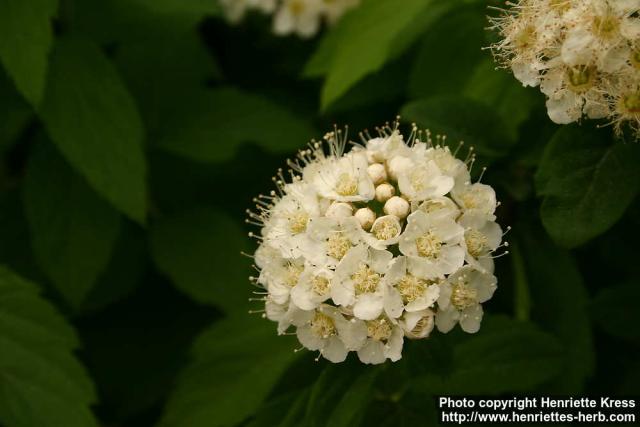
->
xmin=0 ymin=0 xmax=638 ymax=426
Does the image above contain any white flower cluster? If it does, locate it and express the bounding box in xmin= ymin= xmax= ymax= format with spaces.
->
xmin=219 ymin=0 xmax=360 ymax=38
xmin=247 ymin=124 xmax=507 ymax=364
xmin=491 ymin=0 xmax=640 ymax=136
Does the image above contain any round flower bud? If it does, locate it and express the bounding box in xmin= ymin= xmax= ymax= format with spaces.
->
xmin=401 ymin=310 xmax=435 ymax=340
xmin=325 ymin=202 xmax=353 ymax=219
xmin=367 ymin=163 xmax=387 ymax=185
xmin=354 ymin=207 xmax=376 ymax=231
xmin=375 ymin=183 xmax=395 ymax=202
xmin=383 ymin=196 xmax=410 ymax=219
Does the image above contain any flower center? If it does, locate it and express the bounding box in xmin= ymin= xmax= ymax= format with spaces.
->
xmin=592 ymin=13 xmax=619 ymax=39
xmin=284 ymin=264 xmax=304 ymax=287
xmin=410 ymin=170 xmax=427 ymax=191
xmin=288 ymin=211 xmax=309 ymax=234
xmin=420 ymin=199 xmax=450 ymax=215
xmin=465 ymin=229 xmax=488 ymax=258
xmin=622 ymin=92 xmax=640 ymax=114
xmin=549 ymin=0 xmax=570 ymax=13
xmin=371 ymin=217 xmax=400 ymax=241
xmin=397 ymin=274 xmax=427 ymax=303
xmin=451 ymin=280 xmax=478 ymax=311
xmin=352 ymin=264 xmax=380 ymax=294
xmin=326 ymin=233 xmax=351 ymax=260
xmin=514 ymin=24 xmax=536 ymax=49
xmin=335 ymin=173 xmax=358 ymax=196
xmin=416 ymin=231 xmax=442 ymax=259
xmin=460 ymin=191 xmax=478 ymax=209
xmin=631 ymin=50 xmax=640 ymax=70
xmin=366 ymin=318 xmax=392 ymax=341
xmin=311 ymin=312 xmax=337 ymax=338
xmin=311 ymin=275 xmax=331 ymax=295
xmin=566 ymin=66 xmax=596 ymax=93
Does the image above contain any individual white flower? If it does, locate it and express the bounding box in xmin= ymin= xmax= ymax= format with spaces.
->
xmin=312 ymin=151 xmax=375 ymax=202
xmin=357 ymin=316 xmax=404 ymax=364
xmin=397 ymin=158 xmax=454 ymax=202
xmin=263 ymin=181 xmax=323 ymax=259
xmin=332 ymin=245 xmax=397 ymax=320
xmin=424 ymin=145 xmax=471 ymax=187
xmin=436 ymin=266 xmax=497 ymax=334
xmin=384 ymin=256 xmax=440 ymax=313
xmin=414 ymin=196 xmax=460 ymax=220
xmin=273 ymin=0 xmax=324 ymax=38
xmin=290 ymin=265 xmax=334 ymax=310
xmin=458 ymin=212 xmax=503 ymax=272
xmin=306 ymin=216 xmax=364 ymax=267
xmin=363 ymin=215 xmax=402 ymax=250
xmin=250 ymin=122 xmax=506 ymax=363
xmin=399 ymin=210 xmax=465 ymax=279
xmin=399 ymin=309 xmax=435 ymax=339
xmin=297 ymin=304 xmax=367 ymax=362
xmin=451 ymin=182 xmax=497 ymax=221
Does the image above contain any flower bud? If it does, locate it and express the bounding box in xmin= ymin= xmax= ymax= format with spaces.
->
xmin=325 ymin=202 xmax=353 ymax=219
xmin=375 ymin=183 xmax=395 ymax=202
xmin=367 ymin=163 xmax=387 ymax=185
xmin=354 ymin=207 xmax=376 ymax=231
xmin=384 ymin=196 xmax=410 ymax=219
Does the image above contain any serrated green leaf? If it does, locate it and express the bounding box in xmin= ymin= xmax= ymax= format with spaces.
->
xmin=158 ymin=315 xmax=299 ymax=427
xmin=156 ymin=87 xmax=317 ymax=163
xmin=0 ymin=266 xmax=98 ymax=427
xmin=401 ymin=95 xmax=513 ymax=159
xmin=591 ymin=282 xmax=640 ymax=341
xmin=313 ymin=0 xmax=433 ymax=110
xmin=519 ymin=225 xmax=594 ymax=393
xmin=412 ymin=316 xmax=564 ymax=394
xmin=150 ymin=207 xmax=251 ymax=312
xmin=0 ymin=0 xmax=58 ymax=106
xmin=39 ymin=36 xmax=147 ymax=223
xmin=536 ymin=125 xmax=640 ymax=248
xmin=23 ymin=141 xmax=121 ymax=308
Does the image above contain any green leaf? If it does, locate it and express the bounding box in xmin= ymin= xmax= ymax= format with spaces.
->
xmin=69 ymin=0 xmax=220 ymax=45
xmin=518 ymin=224 xmax=594 ymax=393
xmin=0 ymin=0 xmax=58 ymax=106
xmin=591 ymin=283 xmax=640 ymax=341
xmin=412 ymin=316 xmax=564 ymax=394
xmin=0 ymin=265 xmax=98 ymax=427
xmin=536 ymin=125 xmax=640 ymax=248
xmin=23 ymin=140 xmax=121 ymax=308
xmin=310 ymin=0 xmax=434 ymax=110
xmin=156 ymin=87 xmax=317 ymax=163
xmin=463 ymin=59 xmax=540 ymax=142
xmin=324 ymin=367 xmax=380 ymax=427
xmin=408 ymin=4 xmax=487 ymax=99
xmin=0 ymin=70 xmax=32 ymax=152
xmin=115 ymin=31 xmax=221 ymax=135
xmin=39 ymin=36 xmax=147 ymax=223
xmin=158 ymin=315 xmax=299 ymax=427
xmin=150 ymin=208 xmax=251 ymax=313
xmin=401 ymin=95 xmax=513 ymax=159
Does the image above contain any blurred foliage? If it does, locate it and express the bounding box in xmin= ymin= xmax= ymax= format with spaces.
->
xmin=0 ymin=0 xmax=638 ymax=426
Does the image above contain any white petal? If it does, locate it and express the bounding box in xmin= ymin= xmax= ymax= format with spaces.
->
xmin=435 ymin=306 xmax=459 ymax=333
xmin=385 ymin=327 xmax=404 ymax=362
xmin=353 ymin=293 xmax=384 ymax=320
xmin=459 ymin=304 xmax=483 ymax=333
xmin=321 ymin=336 xmax=349 ymax=363
xmin=357 ymin=340 xmax=386 ymax=364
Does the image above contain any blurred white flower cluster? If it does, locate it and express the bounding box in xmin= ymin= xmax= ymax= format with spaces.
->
xmin=491 ymin=0 xmax=640 ymax=135
xmin=247 ymin=123 xmax=507 ymax=364
xmin=219 ymin=0 xmax=360 ymax=38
